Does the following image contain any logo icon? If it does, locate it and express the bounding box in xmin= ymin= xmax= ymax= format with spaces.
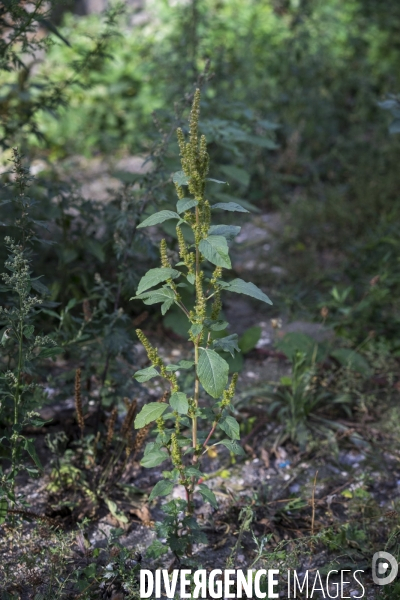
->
xmin=372 ymin=551 xmax=398 ymax=585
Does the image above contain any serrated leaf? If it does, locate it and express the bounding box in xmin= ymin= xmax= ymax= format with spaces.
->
xmin=197 ymin=483 xmax=218 ymax=508
xmin=223 ymin=278 xmax=272 ymax=305
xmin=208 ymin=225 xmax=241 ymax=242
xmin=212 ymin=334 xmax=240 ymax=357
xmin=218 ymin=440 xmax=245 ymax=455
xmin=218 ymin=416 xmax=240 ymax=440
xmin=24 ymin=439 xmax=43 ymax=471
xmin=149 ymin=479 xmax=174 ymax=501
xmin=197 ymin=349 xmax=229 ymax=398
xmin=212 ymin=202 xmax=249 ymax=213
xmin=331 ymin=349 xmax=371 ymax=376
xmin=199 ymin=236 xmax=231 ymax=269
xmin=134 ymin=403 xmax=168 ymax=429
xmin=141 ymin=449 xmax=169 ymax=468
xmin=133 ymin=366 xmax=159 ymax=382
xmin=177 ymin=198 xmax=198 ymax=213
xmin=173 ymin=171 xmax=190 ymax=186
xmin=137 ymin=268 xmax=180 ymax=295
xmin=169 ymin=392 xmax=189 ymax=414
xmin=137 ymin=210 xmax=180 ymax=229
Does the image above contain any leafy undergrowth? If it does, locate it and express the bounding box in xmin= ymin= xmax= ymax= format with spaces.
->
xmin=1 ymin=327 xmax=400 ymax=599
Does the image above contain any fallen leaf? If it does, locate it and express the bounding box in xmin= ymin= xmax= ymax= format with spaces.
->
xmin=260 ymin=447 xmax=270 ymax=468
xmin=129 ymin=503 xmax=152 ymax=525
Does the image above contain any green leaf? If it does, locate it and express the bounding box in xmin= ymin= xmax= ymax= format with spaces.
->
xmin=219 ymin=165 xmax=250 ymax=187
xmin=190 ymin=323 xmax=203 ymax=337
xmin=141 ymin=449 xmax=169 ymax=468
xmin=212 ymin=202 xmax=249 ymax=213
xmin=218 ymin=440 xmax=246 ymax=455
xmin=215 ymin=192 xmax=260 ymax=213
xmin=146 ymin=540 xmax=169 ymax=558
xmin=133 ymin=287 xmax=176 ymax=315
xmin=65 ymin=298 xmax=77 ymax=312
xmin=149 ymin=480 xmax=174 ymax=501
xmin=218 ymin=416 xmax=240 ymax=440
xmin=197 ymin=349 xmax=229 ymax=398
xmin=208 ymin=225 xmax=241 ymax=242
xmin=133 ymin=366 xmax=159 ymax=382
xmin=0 ymin=498 xmax=7 ymax=524
xmin=137 ymin=268 xmax=180 ymax=295
xmin=166 ymin=360 xmax=194 ymax=372
xmin=199 ymin=236 xmax=231 ymax=269
xmin=39 ymin=347 xmax=63 ymax=358
xmin=41 ymin=308 xmax=61 ymax=320
xmin=331 ymin=349 xmax=371 ymax=376
xmin=24 ymin=439 xmax=43 ymax=471
xmin=185 ymin=467 xmax=203 ymax=478
xmin=197 ymin=483 xmax=218 ymax=508
xmin=239 ymin=326 xmax=262 ymax=354
xmin=187 ymin=273 xmax=195 ymax=285
xmin=31 ymin=279 xmax=51 ymax=296
xmin=137 ymin=211 xmax=180 ymax=229
xmin=134 ymin=403 xmax=168 ymax=429
xmin=177 ymin=198 xmax=198 ymax=213
xmin=86 ymin=239 xmax=105 ymax=262
xmin=23 ymin=325 xmax=34 ymax=339
xmin=173 ymin=171 xmax=190 ymax=186
xmin=213 ymin=334 xmax=240 ymax=357
xmin=204 ymin=318 xmax=229 ymax=331
xmin=169 ymin=392 xmax=189 ymax=414
xmin=275 ymin=333 xmax=328 ymax=363
xmin=35 ymin=17 xmax=71 ymax=47
xmin=103 ymin=497 xmax=128 ymax=524
xmin=223 ymin=278 xmax=272 ymax=305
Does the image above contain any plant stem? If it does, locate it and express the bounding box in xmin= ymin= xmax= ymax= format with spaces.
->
xmin=11 ymin=294 xmax=24 ymax=503
xmin=203 ymin=421 xmax=217 ymax=449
